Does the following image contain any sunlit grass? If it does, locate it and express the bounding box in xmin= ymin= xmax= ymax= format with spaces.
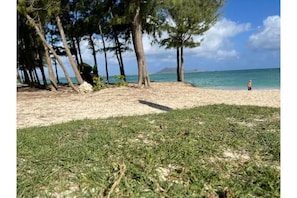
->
xmin=17 ymin=104 xmax=280 ymax=197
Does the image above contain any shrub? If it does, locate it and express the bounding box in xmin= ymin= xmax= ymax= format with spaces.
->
xmin=92 ymin=76 xmax=107 ymax=91
xmin=115 ymin=75 xmax=128 ymax=87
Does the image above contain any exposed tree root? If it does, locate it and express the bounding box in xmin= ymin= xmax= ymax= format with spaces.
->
xmin=100 ymin=163 xmax=126 ymax=198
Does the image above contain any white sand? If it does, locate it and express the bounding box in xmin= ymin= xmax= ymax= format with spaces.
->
xmin=17 ymin=82 xmax=280 ymax=129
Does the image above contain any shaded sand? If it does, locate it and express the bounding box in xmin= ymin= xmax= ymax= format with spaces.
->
xmin=17 ymin=82 xmax=280 ymax=129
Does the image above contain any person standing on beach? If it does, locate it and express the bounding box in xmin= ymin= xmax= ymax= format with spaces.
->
xmin=247 ymin=80 xmax=252 ymax=91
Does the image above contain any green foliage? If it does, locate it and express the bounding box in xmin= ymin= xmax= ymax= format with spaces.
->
xmin=78 ymin=62 xmax=92 ymax=74
xmin=158 ymin=0 xmax=225 ymax=49
xmin=92 ymin=64 xmax=98 ymax=74
xmin=92 ymin=75 xmax=107 ymax=91
xmin=17 ymin=104 xmax=280 ymax=197
xmin=114 ymin=75 xmax=128 ymax=87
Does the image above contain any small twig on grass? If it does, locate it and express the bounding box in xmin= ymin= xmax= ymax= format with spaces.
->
xmin=100 ymin=163 xmax=127 ymax=198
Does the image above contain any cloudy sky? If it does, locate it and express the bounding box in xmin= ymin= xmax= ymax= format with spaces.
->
xmin=57 ymin=0 xmax=280 ymax=77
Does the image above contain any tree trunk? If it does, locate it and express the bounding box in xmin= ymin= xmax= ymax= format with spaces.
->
xmin=28 ymin=69 xmax=35 ymax=86
xmin=71 ymin=37 xmax=80 ymax=65
xmin=115 ymin=34 xmax=126 ymax=81
xmin=76 ymin=37 xmax=83 ymax=69
xmin=56 ymin=15 xmax=84 ymax=85
xmin=39 ymin=64 xmax=47 ymax=87
xmin=17 ymin=69 xmax=22 ymax=83
xmin=45 ymin=47 xmax=58 ymax=91
xmin=37 ymin=46 xmax=47 ymax=87
xmin=54 ymin=60 xmax=60 ymax=84
xmin=89 ymin=34 xmax=98 ymax=75
xmin=99 ymin=24 xmax=109 ymax=83
xmin=23 ymin=54 xmax=33 ymax=86
xmin=180 ymin=46 xmax=184 ymax=82
xmin=39 ymin=19 xmax=57 ymax=90
xmin=131 ymin=2 xmax=150 ymax=87
xmin=19 ymin=70 xmax=25 ymax=83
xmin=176 ymin=47 xmax=181 ymax=81
xmin=25 ymin=14 xmax=79 ymax=92
xmin=23 ymin=69 xmax=30 ymax=85
xmin=33 ymin=67 xmax=41 ymax=86
xmin=118 ymin=50 xmax=126 ymax=81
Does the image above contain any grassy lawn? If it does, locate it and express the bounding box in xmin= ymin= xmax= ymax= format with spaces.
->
xmin=17 ymin=104 xmax=280 ymax=197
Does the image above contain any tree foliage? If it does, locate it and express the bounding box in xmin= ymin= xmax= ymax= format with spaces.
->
xmin=158 ymin=0 xmax=224 ymax=81
xmin=17 ymin=0 xmax=226 ymax=89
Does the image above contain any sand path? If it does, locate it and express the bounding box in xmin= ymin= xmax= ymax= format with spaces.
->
xmin=17 ymin=82 xmax=280 ymax=129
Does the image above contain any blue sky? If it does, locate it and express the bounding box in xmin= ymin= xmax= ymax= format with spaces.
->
xmin=56 ymin=0 xmax=280 ymax=77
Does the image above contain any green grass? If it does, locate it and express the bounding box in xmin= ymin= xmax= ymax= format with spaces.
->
xmin=17 ymin=104 xmax=280 ymax=197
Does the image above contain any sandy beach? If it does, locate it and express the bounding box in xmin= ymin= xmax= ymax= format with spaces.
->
xmin=17 ymin=82 xmax=280 ymax=129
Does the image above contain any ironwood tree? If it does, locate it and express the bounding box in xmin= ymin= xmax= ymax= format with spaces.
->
xmin=158 ymin=0 xmax=224 ymax=82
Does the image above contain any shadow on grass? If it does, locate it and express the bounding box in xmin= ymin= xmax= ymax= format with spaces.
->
xmin=138 ymin=100 xmax=172 ymax=112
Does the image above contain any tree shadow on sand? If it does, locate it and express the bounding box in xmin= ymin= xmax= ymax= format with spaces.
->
xmin=138 ymin=100 xmax=172 ymax=112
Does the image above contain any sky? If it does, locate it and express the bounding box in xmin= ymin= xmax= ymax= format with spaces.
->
xmin=56 ymin=0 xmax=281 ymax=77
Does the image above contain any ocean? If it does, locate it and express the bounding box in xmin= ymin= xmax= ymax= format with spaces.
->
xmin=60 ymin=68 xmax=280 ymax=90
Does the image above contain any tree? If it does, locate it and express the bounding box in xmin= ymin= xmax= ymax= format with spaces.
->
xmin=25 ymin=13 xmax=79 ymax=92
xmin=98 ymin=23 xmax=109 ymax=82
xmin=110 ymin=0 xmax=155 ymax=87
xmin=38 ymin=19 xmax=58 ymax=90
xmin=98 ymin=0 xmax=132 ymax=83
xmin=130 ymin=0 xmax=150 ymax=87
xmin=158 ymin=0 xmax=224 ymax=82
xmin=17 ymin=0 xmax=82 ymax=92
xmin=17 ymin=10 xmax=48 ymax=88
xmin=105 ymin=14 xmax=131 ymax=82
xmin=56 ymin=15 xmax=84 ymax=84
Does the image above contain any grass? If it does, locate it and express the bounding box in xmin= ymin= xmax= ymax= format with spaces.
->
xmin=17 ymin=104 xmax=280 ymax=197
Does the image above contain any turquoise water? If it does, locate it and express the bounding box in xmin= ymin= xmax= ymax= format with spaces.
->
xmin=61 ymin=68 xmax=280 ymax=90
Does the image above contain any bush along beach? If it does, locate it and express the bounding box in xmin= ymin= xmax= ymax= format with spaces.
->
xmin=17 ymin=104 xmax=280 ymax=197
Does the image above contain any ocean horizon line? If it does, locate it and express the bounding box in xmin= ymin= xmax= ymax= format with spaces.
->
xmin=64 ymin=67 xmax=280 ymax=78
xmin=41 ymin=68 xmax=279 ymax=90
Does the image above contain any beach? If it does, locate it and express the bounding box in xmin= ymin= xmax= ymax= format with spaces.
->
xmin=17 ymin=82 xmax=280 ymax=129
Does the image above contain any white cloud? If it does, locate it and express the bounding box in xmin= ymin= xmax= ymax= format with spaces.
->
xmin=189 ymin=18 xmax=251 ymax=59
xmin=248 ymin=15 xmax=280 ymax=50
xmin=132 ymin=18 xmax=251 ymax=62
xmin=57 ymin=18 xmax=253 ymax=75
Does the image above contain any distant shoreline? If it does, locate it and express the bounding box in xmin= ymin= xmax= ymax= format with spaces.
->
xmin=28 ymin=67 xmax=279 ymax=91
xmin=152 ymin=67 xmax=280 ymax=75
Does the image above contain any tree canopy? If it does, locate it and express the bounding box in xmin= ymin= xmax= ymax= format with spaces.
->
xmin=157 ymin=0 xmax=224 ymax=81
xmin=17 ymin=0 xmax=225 ymax=89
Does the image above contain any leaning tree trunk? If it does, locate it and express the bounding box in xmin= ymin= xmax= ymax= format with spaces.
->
xmin=99 ymin=24 xmax=109 ymax=83
xmin=25 ymin=14 xmax=79 ymax=93
xmin=37 ymin=46 xmax=48 ymax=87
xmin=39 ymin=19 xmax=57 ymax=90
xmin=28 ymin=69 xmax=35 ymax=86
xmin=131 ymin=2 xmax=150 ymax=87
xmin=44 ymin=47 xmax=58 ymax=91
xmin=39 ymin=63 xmax=47 ymax=87
xmin=23 ymin=69 xmax=30 ymax=85
xmin=33 ymin=67 xmax=41 ymax=86
xmin=56 ymin=15 xmax=84 ymax=85
xmin=17 ymin=69 xmax=22 ymax=83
